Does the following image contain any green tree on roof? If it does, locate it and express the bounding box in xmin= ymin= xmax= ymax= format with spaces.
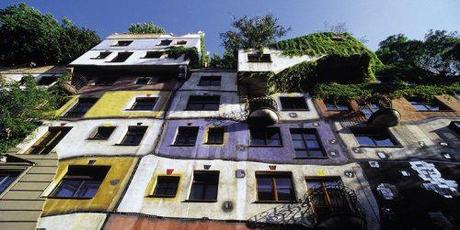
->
xmin=128 ymin=22 xmax=166 ymax=34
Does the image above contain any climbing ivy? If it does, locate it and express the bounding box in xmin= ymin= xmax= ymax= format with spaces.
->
xmin=166 ymin=46 xmax=200 ymax=68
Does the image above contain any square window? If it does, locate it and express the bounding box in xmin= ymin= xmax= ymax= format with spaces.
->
xmin=152 ymin=176 xmax=180 ymax=198
xmin=408 ymin=98 xmax=449 ymax=112
xmin=0 ymin=170 xmax=21 ymax=194
xmin=352 ymin=127 xmax=399 ymax=147
xmin=324 ymin=99 xmax=349 ymax=111
xmin=135 ymin=77 xmax=152 ymax=85
xmin=173 ymin=127 xmax=199 ymax=146
xmin=88 ymin=126 xmax=115 ymax=140
xmin=113 ymin=40 xmax=132 ymax=46
xmin=64 ymin=98 xmax=98 ymax=118
xmin=37 ymin=76 xmax=57 ymax=86
xmin=158 ymin=40 xmax=172 ymax=46
xmin=144 ymin=51 xmax=164 ymax=59
xmin=448 ymin=121 xmax=460 ymax=135
xmin=247 ymin=53 xmax=272 ymax=63
xmin=189 ymin=171 xmax=219 ymax=202
xmin=256 ymin=173 xmax=295 ymax=202
xmin=280 ymin=97 xmax=308 ymax=111
xmin=206 ymin=127 xmax=225 ymax=145
xmin=186 ymin=96 xmax=220 ymax=111
xmin=92 ymin=52 xmax=111 ymax=59
xmin=250 ymin=127 xmax=282 ymax=146
xmin=51 ymin=165 xmax=109 ymax=199
xmin=290 ymin=129 xmax=325 ymax=158
xmin=130 ymin=97 xmax=158 ymax=111
xmin=198 ymin=76 xmax=221 ymax=86
xmin=110 ymin=52 xmax=133 ymax=62
xmin=27 ymin=127 xmax=72 ymax=155
xmin=119 ymin=126 xmax=147 ymax=146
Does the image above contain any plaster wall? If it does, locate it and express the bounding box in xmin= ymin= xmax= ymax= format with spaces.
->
xmin=157 ymin=119 xmax=347 ymax=164
xmin=180 ymin=70 xmax=238 ymax=92
xmin=15 ymin=119 xmax=162 ymax=159
xmin=37 ymin=213 xmax=107 ymax=230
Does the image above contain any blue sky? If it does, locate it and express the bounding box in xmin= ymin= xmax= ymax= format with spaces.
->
xmin=1 ymin=0 xmax=459 ymax=54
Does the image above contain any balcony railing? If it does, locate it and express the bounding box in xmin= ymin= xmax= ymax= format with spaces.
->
xmin=247 ymin=185 xmax=366 ymax=229
xmin=246 ymin=97 xmax=279 ymax=126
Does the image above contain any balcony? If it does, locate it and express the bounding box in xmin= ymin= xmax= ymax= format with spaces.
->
xmin=246 ymin=97 xmax=279 ymax=127
xmin=247 ymin=185 xmax=366 ymax=230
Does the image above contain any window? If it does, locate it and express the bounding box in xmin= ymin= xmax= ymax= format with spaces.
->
xmin=306 ymin=177 xmax=345 ymax=217
xmin=280 ymin=97 xmax=308 ymax=111
xmin=113 ymin=40 xmax=132 ymax=46
xmin=352 ymin=127 xmax=399 ymax=147
xmin=250 ymin=127 xmax=282 ymax=146
xmin=152 ymin=176 xmax=180 ymax=198
xmin=88 ymin=126 xmax=115 ymax=140
xmin=176 ymin=40 xmax=187 ymax=45
xmin=186 ymin=95 xmax=220 ymax=111
xmin=37 ymin=76 xmax=57 ymax=86
xmin=256 ymin=173 xmax=296 ymax=202
xmin=92 ymin=52 xmax=111 ymax=59
xmin=189 ymin=171 xmax=219 ymax=202
xmin=144 ymin=51 xmax=164 ymax=58
xmin=50 ymin=166 xmax=109 ymax=199
xmin=206 ymin=127 xmax=224 ymax=144
xmin=119 ymin=126 xmax=147 ymax=146
xmin=129 ymin=97 xmax=158 ymax=111
xmin=110 ymin=52 xmax=133 ymax=62
xmin=408 ymin=98 xmax=450 ymax=112
xmin=95 ymin=77 xmax=117 ymax=86
xmin=247 ymin=53 xmax=272 ymax=63
xmin=135 ymin=77 xmax=152 ymax=85
xmin=198 ymin=75 xmax=221 ymax=86
xmin=26 ymin=127 xmax=72 ymax=155
xmin=290 ymin=129 xmax=325 ymax=158
xmin=173 ymin=127 xmax=199 ymax=146
xmin=360 ymin=102 xmax=380 ymax=118
xmin=324 ymin=99 xmax=349 ymax=112
xmin=0 ymin=170 xmax=21 ymax=194
xmin=64 ymin=97 xmax=98 ymax=118
xmin=158 ymin=39 xmax=172 ymax=46
xmin=448 ymin=121 xmax=460 ymax=135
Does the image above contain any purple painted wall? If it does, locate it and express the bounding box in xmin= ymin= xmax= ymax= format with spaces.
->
xmin=156 ymin=119 xmax=349 ymax=164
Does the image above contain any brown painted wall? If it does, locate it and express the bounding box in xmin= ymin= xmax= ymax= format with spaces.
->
xmin=104 ymin=214 xmax=250 ymax=230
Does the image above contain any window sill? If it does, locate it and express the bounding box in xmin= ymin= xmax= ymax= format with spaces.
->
xmin=281 ymin=109 xmax=309 ymax=112
xmin=183 ymin=199 xmax=217 ymax=203
xmin=86 ymin=138 xmax=109 ymax=141
xmin=358 ymin=145 xmax=404 ymax=149
xmin=204 ymin=143 xmax=224 ymax=146
xmin=293 ymin=156 xmax=328 ymax=160
xmin=115 ymin=144 xmax=140 ymax=146
xmin=170 ymin=144 xmax=196 ymax=147
xmin=249 ymin=145 xmax=283 ymax=148
xmin=146 ymin=195 xmax=177 ymax=199
xmin=47 ymin=196 xmax=93 ymax=200
xmin=253 ymin=200 xmax=297 ymax=204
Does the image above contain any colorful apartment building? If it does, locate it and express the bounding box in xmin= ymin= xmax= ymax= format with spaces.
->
xmin=0 ymin=32 xmax=459 ymax=230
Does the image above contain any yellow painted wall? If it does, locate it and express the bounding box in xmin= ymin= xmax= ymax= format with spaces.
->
xmin=55 ymin=96 xmax=78 ymax=117
xmin=84 ymin=91 xmax=170 ymax=118
xmin=41 ymin=156 xmax=137 ymax=216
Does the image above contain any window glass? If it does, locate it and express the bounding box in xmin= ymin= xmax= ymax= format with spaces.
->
xmin=174 ymin=127 xmax=199 ymax=146
xmin=280 ymin=97 xmax=308 ymax=111
xmin=89 ymin=126 xmax=115 ymax=140
xmin=120 ymin=126 xmax=147 ymax=146
xmin=153 ymin=176 xmax=180 ymax=198
xmin=256 ymin=173 xmax=295 ymax=202
xmin=250 ymin=127 xmax=282 ymax=146
xmin=64 ymin=98 xmax=98 ymax=118
xmin=290 ymin=129 xmax=325 ymax=158
xmin=130 ymin=97 xmax=158 ymax=110
xmin=186 ymin=96 xmax=220 ymax=111
xmin=51 ymin=166 xmax=109 ymax=198
xmin=0 ymin=171 xmax=21 ymax=194
xmin=206 ymin=127 xmax=224 ymax=144
xmin=189 ymin=171 xmax=219 ymax=201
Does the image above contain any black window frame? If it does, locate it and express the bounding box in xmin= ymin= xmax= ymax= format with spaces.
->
xmin=37 ymin=76 xmax=58 ymax=86
xmin=129 ymin=97 xmax=158 ymax=111
xmin=173 ymin=126 xmax=199 ymax=146
xmin=188 ymin=171 xmax=219 ymax=202
xmin=198 ymin=75 xmax=222 ymax=87
xmin=92 ymin=51 xmax=112 ymax=59
xmin=109 ymin=52 xmax=133 ymax=63
xmin=205 ymin=127 xmax=225 ymax=145
xmin=247 ymin=53 xmax=272 ymax=63
xmin=112 ymin=40 xmax=133 ymax=47
xmin=351 ymin=127 xmax=400 ymax=147
xmin=144 ymin=51 xmax=164 ymax=59
xmin=119 ymin=126 xmax=148 ymax=146
xmin=256 ymin=172 xmax=296 ymax=203
xmin=64 ymin=97 xmax=98 ymax=118
xmin=176 ymin=40 xmax=187 ymax=45
xmin=158 ymin=39 xmax=172 ymax=46
xmin=152 ymin=176 xmax=180 ymax=198
xmin=249 ymin=127 xmax=282 ymax=147
xmin=88 ymin=126 xmax=116 ymax=140
xmin=50 ymin=165 xmax=109 ymax=199
xmin=408 ymin=97 xmax=451 ymax=112
xmin=135 ymin=77 xmax=152 ymax=85
xmin=280 ymin=97 xmax=309 ymax=111
xmin=185 ymin=95 xmax=220 ymax=111
xmin=26 ymin=127 xmax=72 ymax=155
xmin=290 ymin=128 xmax=326 ymax=158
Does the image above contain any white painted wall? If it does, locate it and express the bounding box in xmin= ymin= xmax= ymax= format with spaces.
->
xmin=15 ymin=119 xmax=163 ymax=159
xmin=271 ymin=93 xmax=320 ymax=121
xmin=180 ymin=71 xmax=238 ymax=92
xmin=37 ymin=213 xmax=107 ymax=230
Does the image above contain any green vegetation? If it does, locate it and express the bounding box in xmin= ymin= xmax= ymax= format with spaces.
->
xmin=166 ymin=46 xmax=200 ymax=68
xmin=128 ymin=22 xmax=166 ymax=34
xmin=0 ymin=76 xmax=66 ymax=153
xmin=199 ymin=33 xmax=209 ymax=67
xmin=0 ymin=3 xmax=100 ymax=66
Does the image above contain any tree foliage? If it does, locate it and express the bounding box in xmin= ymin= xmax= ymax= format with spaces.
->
xmin=214 ymin=14 xmax=290 ymax=69
xmin=128 ymin=22 xmax=166 ymax=34
xmin=0 ymin=3 xmax=100 ymax=66
xmin=376 ymin=30 xmax=460 ymax=81
xmin=0 ymin=76 xmax=62 ymax=153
